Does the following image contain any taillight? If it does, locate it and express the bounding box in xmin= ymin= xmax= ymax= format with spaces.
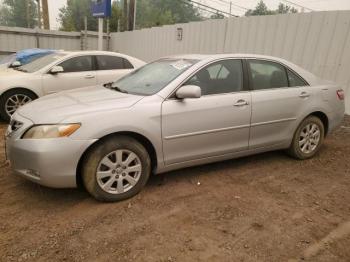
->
xmin=336 ymin=89 xmax=344 ymax=100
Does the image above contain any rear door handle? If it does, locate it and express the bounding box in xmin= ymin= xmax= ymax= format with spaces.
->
xmin=85 ymin=75 xmax=95 ymax=79
xmin=234 ymin=99 xmax=249 ymax=106
xmin=299 ymin=92 xmax=310 ymax=98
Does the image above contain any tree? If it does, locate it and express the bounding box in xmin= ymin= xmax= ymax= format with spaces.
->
xmin=59 ymin=0 xmax=98 ymax=31
xmin=59 ymin=0 xmax=122 ymax=32
xmin=277 ymin=3 xmax=298 ymax=14
xmin=135 ymin=0 xmax=202 ymax=29
xmin=0 ymin=0 xmax=38 ymax=28
xmin=245 ymin=0 xmax=274 ymax=16
xmin=109 ymin=1 xmax=123 ymax=32
xmin=245 ymin=0 xmax=298 ymax=16
xmin=210 ymin=12 xmax=224 ymax=19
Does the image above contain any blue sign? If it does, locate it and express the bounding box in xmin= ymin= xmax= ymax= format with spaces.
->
xmin=91 ymin=0 xmax=111 ymax=18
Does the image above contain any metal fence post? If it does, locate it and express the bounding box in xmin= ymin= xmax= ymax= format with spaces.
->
xmin=35 ymin=27 xmax=40 ymax=48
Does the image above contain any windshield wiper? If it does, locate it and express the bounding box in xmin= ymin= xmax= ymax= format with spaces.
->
xmin=103 ymin=82 xmax=129 ymax=94
xmin=103 ymin=82 xmax=113 ymax=88
xmin=13 ymin=67 xmax=28 ymax=72
xmin=111 ymin=85 xmax=128 ymax=94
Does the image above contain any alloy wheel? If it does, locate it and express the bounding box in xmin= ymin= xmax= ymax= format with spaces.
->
xmin=298 ymin=123 xmax=321 ymax=154
xmin=96 ymin=149 xmax=142 ymax=194
xmin=5 ymin=94 xmax=32 ymax=116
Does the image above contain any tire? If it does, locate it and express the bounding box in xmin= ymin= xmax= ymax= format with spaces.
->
xmin=287 ymin=116 xmax=324 ymax=160
xmin=0 ymin=89 xmax=37 ymax=122
xmin=82 ymin=135 xmax=151 ymax=202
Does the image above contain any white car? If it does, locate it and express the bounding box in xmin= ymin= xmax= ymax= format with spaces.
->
xmin=0 ymin=51 xmax=145 ymax=121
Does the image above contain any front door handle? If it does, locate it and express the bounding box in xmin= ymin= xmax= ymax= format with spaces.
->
xmin=85 ymin=75 xmax=95 ymax=79
xmin=234 ymin=99 xmax=249 ymax=106
xmin=299 ymin=92 xmax=310 ymax=98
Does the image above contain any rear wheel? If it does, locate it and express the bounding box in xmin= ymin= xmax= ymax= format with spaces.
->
xmin=0 ymin=89 xmax=37 ymax=122
xmin=288 ymin=116 xmax=324 ymax=159
xmin=82 ymin=136 xmax=151 ymax=202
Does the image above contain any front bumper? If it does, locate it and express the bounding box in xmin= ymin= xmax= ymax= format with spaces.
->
xmin=6 ymin=114 xmax=97 ymax=188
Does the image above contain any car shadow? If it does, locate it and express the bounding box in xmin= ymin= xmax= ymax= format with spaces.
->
xmin=147 ymin=150 xmax=291 ymax=188
xmin=8 ymin=149 xmax=302 ymax=205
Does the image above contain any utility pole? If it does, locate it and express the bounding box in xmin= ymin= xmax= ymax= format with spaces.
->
xmin=229 ymin=1 xmax=232 ymax=16
xmin=41 ymin=0 xmax=50 ymax=29
xmin=98 ymin=18 xmax=103 ymax=50
xmin=128 ymin=0 xmax=135 ymax=31
xmin=36 ymin=0 xmax=42 ymax=29
xmin=106 ymin=19 xmax=110 ymax=51
xmin=84 ymin=16 xmax=88 ymax=50
xmin=123 ymin=0 xmax=128 ymax=31
xmin=26 ymin=0 xmax=31 ymax=28
xmin=134 ymin=0 xmax=137 ymax=30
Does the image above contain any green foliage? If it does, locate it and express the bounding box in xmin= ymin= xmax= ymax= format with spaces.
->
xmin=109 ymin=1 xmax=123 ymax=32
xmin=59 ymin=0 xmax=98 ymax=31
xmin=277 ymin=3 xmax=298 ymax=14
xmin=0 ymin=0 xmax=38 ymax=28
xmin=59 ymin=0 xmax=122 ymax=32
xmin=210 ymin=12 xmax=225 ymax=20
xmin=58 ymin=0 xmax=201 ymax=32
xmin=135 ymin=0 xmax=202 ymax=29
xmin=245 ymin=0 xmax=298 ymax=16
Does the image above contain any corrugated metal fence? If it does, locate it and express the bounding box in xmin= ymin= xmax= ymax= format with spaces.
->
xmin=110 ymin=11 xmax=350 ymax=113
xmin=0 ymin=26 xmax=108 ymax=57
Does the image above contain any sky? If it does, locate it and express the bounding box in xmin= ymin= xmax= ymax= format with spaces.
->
xmin=48 ymin=0 xmax=350 ymax=30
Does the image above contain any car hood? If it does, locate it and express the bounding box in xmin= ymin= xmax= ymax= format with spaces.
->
xmin=17 ymin=85 xmax=144 ymax=123
xmin=0 ymin=68 xmax=23 ymax=76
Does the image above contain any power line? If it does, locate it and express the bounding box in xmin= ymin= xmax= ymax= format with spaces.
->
xmin=184 ymin=0 xmax=238 ymax=17
xmin=280 ymin=0 xmax=315 ymax=11
xmin=182 ymin=2 xmax=228 ymax=18
xmin=213 ymin=0 xmax=249 ymax=11
xmin=206 ymin=0 xmax=245 ymax=13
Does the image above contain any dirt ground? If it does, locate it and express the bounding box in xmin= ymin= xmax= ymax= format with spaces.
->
xmin=0 ymin=118 xmax=349 ymax=262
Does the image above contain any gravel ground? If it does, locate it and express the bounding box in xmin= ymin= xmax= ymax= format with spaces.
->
xmin=0 ymin=117 xmax=349 ymax=262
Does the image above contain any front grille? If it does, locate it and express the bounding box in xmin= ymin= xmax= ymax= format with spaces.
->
xmin=9 ymin=120 xmax=23 ymax=132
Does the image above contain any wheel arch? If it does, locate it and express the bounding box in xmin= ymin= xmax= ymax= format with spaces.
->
xmin=308 ymin=111 xmax=329 ymax=136
xmin=0 ymin=87 xmax=39 ymax=100
xmin=76 ymin=131 xmax=158 ymax=188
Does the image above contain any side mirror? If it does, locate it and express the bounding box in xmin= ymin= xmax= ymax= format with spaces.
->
xmin=176 ymin=85 xmax=201 ymax=99
xmin=10 ymin=61 xmax=21 ymax=68
xmin=50 ymin=66 xmax=64 ymax=74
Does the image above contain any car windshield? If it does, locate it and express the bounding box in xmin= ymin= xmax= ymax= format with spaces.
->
xmin=0 ymin=54 xmax=16 ymax=65
xmin=17 ymin=53 xmax=66 ymax=73
xmin=111 ymin=59 xmax=199 ymax=95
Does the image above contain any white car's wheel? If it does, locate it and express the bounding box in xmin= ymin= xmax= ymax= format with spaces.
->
xmin=288 ymin=116 xmax=324 ymax=159
xmin=82 ymin=136 xmax=151 ymax=202
xmin=0 ymin=89 xmax=37 ymax=122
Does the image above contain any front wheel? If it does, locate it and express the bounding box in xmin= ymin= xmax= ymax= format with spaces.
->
xmin=0 ymin=89 xmax=37 ymax=122
xmin=82 ymin=136 xmax=151 ymax=202
xmin=287 ymin=116 xmax=324 ymax=159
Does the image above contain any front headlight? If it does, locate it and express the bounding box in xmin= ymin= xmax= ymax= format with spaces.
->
xmin=22 ymin=124 xmax=81 ymax=139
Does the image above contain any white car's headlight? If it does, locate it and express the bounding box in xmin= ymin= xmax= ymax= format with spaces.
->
xmin=22 ymin=124 xmax=81 ymax=139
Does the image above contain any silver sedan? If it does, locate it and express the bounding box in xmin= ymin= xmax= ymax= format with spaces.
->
xmin=6 ymin=54 xmax=345 ymax=202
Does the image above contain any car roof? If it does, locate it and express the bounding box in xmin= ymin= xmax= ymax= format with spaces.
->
xmin=59 ymin=50 xmax=130 ymax=56
xmin=164 ymin=53 xmax=291 ymax=63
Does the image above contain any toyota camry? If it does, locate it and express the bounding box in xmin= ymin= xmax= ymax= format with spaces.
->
xmin=6 ymin=54 xmax=345 ymax=202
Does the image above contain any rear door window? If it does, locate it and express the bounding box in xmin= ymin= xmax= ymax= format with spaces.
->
xmin=287 ymin=69 xmax=308 ymax=87
xmin=247 ymin=60 xmax=288 ymax=90
xmin=96 ymin=55 xmax=127 ymax=70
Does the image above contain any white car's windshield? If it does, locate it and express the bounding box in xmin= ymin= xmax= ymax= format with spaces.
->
xmin=111 ymin=59 xmax=199 ymax=95
xmin=17 ymin=53 xmax=66 ymax=73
